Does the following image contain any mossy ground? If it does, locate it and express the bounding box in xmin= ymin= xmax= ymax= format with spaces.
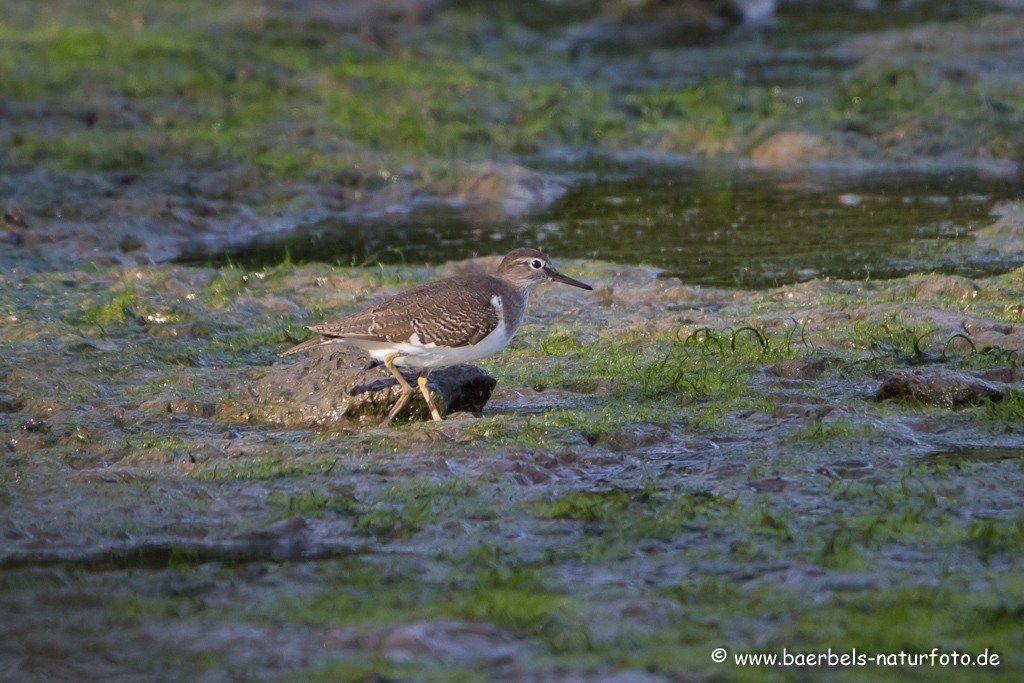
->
xmin=3 ymin=257 xmax=1024 ymax=680
xmin=1 ymin=0 xmax=1021 ymax=187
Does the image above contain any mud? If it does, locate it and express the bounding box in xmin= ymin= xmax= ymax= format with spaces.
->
xmin=4 ymin=254 xmax=1024 ymax=680
xmin=3 ymin=1 xmax=1024 ymax=681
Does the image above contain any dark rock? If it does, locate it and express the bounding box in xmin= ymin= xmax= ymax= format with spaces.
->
xmin=217 ymin=350 xmax=496 ymax=427
xmin=766 ymin=357 xmax=839 ymax=381
xmin=20 ymin=417 xmax=48 ymax=433
xmin=876 ymin=369 xmax=1003 ymax=408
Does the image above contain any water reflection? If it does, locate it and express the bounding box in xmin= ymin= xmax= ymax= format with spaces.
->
xmin=190 ymin=167 xmax=1022 ymax=289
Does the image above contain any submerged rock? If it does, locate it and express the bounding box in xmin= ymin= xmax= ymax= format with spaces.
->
xmin=216 ymin=350 xmax=496 ymax=427
xmin=876 ymin=369 xmax=1003 ymax=408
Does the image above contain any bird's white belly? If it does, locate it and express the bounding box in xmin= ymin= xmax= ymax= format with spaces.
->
xmin=344 ymin=316 xmax=514 ymax=369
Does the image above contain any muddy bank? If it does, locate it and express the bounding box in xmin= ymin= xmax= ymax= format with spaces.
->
xmin=0 ymin=161 xmax=563 ymax=271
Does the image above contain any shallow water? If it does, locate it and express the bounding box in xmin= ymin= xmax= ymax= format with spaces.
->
xmin=923 ymin=446 xmax=1024 ymax=467
xmin=196 ymin=167 xmax=1023 ymax=288
xmin=769 ymin=0 xmax=994 ymax=47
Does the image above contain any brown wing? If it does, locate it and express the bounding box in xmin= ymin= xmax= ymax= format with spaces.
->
xmin=306 ymin=275 xmax=501 ymax=348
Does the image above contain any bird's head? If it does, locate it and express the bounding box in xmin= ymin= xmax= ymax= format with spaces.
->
xmin=495 ymin=248 xmax=593 ymax=291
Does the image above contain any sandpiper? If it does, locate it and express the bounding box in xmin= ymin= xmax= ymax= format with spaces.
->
xmin=281 ymin=248 xmax=593 ymax=425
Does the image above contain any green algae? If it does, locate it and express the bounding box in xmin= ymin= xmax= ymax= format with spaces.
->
xmin=5 ymin=257 xmax=1024 ymax=679
xmin=787 ymin=419 xmax=881 ymax=444
xmin=2 ymin=1 xmax=1021 ymax=197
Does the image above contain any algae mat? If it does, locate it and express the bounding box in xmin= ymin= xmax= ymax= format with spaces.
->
xmin=3 ymin=257 xmax=1024 ymax=681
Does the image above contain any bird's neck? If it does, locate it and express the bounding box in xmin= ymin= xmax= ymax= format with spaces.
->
xmin=497 ymin=279 xmax=534 ymax=336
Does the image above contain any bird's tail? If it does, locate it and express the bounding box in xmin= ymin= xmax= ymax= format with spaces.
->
xmin=279 ymin=335 xmax=327 ymax=357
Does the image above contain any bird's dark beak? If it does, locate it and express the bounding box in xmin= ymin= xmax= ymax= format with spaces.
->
xmin=547 ymin=267 xmax=593 ymax=291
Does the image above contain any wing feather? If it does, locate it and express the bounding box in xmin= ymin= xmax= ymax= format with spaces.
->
xmin=304 ymin=275 xmax=502 ymax=348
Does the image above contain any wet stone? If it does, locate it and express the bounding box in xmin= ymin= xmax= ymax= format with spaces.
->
xmin=876 ymin=369 xmax=1003 ymax=408
xmin=217 ymin=350 xmax=496 ymax=428
xmin=167 ymin=398 xmax=217 ymax=419
xmin=20 ymin=417 xmax=48 ymax=433
xmin=3 ymin=433 xmax=56 ymax=452
xmin=187 ymin=443 xmax=230 ymax=463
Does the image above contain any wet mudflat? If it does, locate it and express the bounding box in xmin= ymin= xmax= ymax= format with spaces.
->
xmin=3 ymin=0 xmax=1024 ymax=681
xmin=5 ymin=254 xmax=1024 ymax=681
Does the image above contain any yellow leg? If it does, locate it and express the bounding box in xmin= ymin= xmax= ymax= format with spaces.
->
xmin=417 ymin=371 xmax=443 ymax=422
xmin=381 ymin=353 xmax=413 ymax=426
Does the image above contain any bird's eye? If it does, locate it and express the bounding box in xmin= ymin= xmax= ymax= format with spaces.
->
xmin=530 ymin=259 xmax=543 ymax=270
